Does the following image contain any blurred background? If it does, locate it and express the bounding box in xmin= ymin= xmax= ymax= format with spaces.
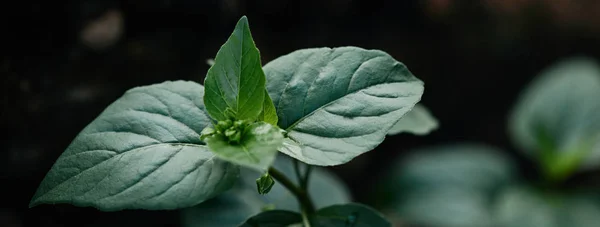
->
xmin=3 ymin=0 xmax=600 ymax=226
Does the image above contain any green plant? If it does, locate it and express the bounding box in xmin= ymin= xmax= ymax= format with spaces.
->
xmin=379 ymin=57 xmax=600 ymax=227
xmin=29 ymin=16 xmax=435 ymax=226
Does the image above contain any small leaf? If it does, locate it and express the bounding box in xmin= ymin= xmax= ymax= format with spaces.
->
xmin=30 ymin=81 xmax=239 ymax=211
xmin=387 ymin=104 xmax=438 ymax=136
xmin=204 ymin=16 xmax=266 ymax=121
xmin=256 ymin=173 xmax=275 ymax=195
xmin=509 ymin=57 xmax=600 ymax=173
xmin=181 ymin=154 xmax=351 ymax=227
xmin=239 ymin=210 xmax=302 ymax=227
xmin=310 ymin=203 xmax=391 ymax=227
xmin=204 ymin=122 xmax=283 ymax=171
xmin=264 ymin=47 xmax=424 ymax=166
xmin=258 ymin=89 xmax=278 ymax=125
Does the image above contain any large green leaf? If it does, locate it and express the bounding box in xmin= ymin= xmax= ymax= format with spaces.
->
xmin=203 ymin=16 xmax=266 ymax=121
xmin=509 ymin=57 xmax=600 ymax=175
xmin=310 ymin=203 xmax=391 ymax=227
xmin=29 ymin=81 xmax=239 ymax=211
xmin=494 ymin=186 xmax=600 ymax=227
xmin=239 ymin=210 xmax=302 ymax=227
xmin=381 ymin=144 xmax=515 ymax=227
xmin=181 ymin=154 xmax=351 ymax=227
xmin=264 ymin=47 xmax=424 ymax=166
xmin=387 ymin=104 xmax=438 ymax=136
xmin=204 ymin=122 xmax=283 ymax=171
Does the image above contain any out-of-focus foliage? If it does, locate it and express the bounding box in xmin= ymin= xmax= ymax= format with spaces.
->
xmin=495 ymin=186 xmax=600 ymax=227
xmin=379 ymin=57 xmax=600 ymax=227
xmin=380 ymin=143 xmax=600 ymax=227
xmin=380 ymin=144 xmax=515 ymax=227
xmin=509 ymin=57 xmax=600 ymax=180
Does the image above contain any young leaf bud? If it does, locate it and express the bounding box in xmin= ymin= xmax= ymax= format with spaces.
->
xmin=256 ymin=172 xmax=275 ymax=195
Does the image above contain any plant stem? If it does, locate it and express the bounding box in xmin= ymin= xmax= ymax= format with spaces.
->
xmin=302 ymin=165 xmax=313 ymax=189
xmin=268 ymin=167 xmax=316 ymax=214
xmin=293 ymin=160 xmax=304 ymax=188
xmin=291 ymin=160 xmax=314 ymax=227
xmin=301 ymin=213 xmax=312 ymax=227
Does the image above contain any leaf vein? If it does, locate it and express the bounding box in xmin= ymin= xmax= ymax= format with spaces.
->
xmin=98 ymin=147 xmax=183 ymax=201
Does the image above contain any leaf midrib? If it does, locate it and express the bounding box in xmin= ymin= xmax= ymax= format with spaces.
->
xmin=235 ymin=21 xmax=245 ymax=115
xmin=284 ymin=81 xmax=421 ymax=132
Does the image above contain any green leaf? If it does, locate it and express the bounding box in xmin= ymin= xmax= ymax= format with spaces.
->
xmin=204 ymin=16 xmax=266 ymax=121
xmin=30 ymin=81 xmax=239 ymax=211
xmin=264 ymin=47 xmax=424 ymax=166
xmin=387 ymin=104 xmax=438 ymax=136
xmin=181 ymin=154 xmax=351 ymax=227
xmin=239 ymin=210 xmax=302 ymax=227
xmin=310 ymin=203 xmax=391 ymax=227
xmin=509 ymin=57 xmax=600 ymax=174
xmin=494 ymin=186 xmax=600 ymax=227
xmin=258 ymin=89 xmax=278 ymax=125
xmin=256 ymin=173 xmax=275 ymax=195
xmin=204 ymin=122 xmax=283 ymax=171
xmin=381 ymin=144 xmax=516 ymax=227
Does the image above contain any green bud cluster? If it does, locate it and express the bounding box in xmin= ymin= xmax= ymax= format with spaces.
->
xmin=200 ymin=119 xmax=252 ymax=144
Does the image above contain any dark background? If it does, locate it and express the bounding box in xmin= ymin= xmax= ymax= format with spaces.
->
xmin=3 ymin=0 xmax=600 ymax=226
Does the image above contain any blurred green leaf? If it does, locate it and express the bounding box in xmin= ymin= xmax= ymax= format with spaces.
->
xmin=239 ymin=210 xmax=302 ymax=227
xmin=387 ymin=104 xmax=439 ymax=136
xmin=181 ymin=154 xmax=351 ymax=227
xmin=494 ymin=186 xmax=600 ymax=227
xmin=382 ymin=143 xmax=516 ymax=227
xmin=310 ymin=203 xmax=391 ymax=227
xmin=396 ymin=187 xmax=494 ymax=227
xmin=509 ymin=57 xmax=600 ymax=177
xmin=389 ymin=143 xmax=515 ymax=192
xmin=181 ymin=188 xmax=265 ymax=227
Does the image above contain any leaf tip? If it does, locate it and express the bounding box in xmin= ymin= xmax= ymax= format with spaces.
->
xmin=28 ymin=198 xmax=40 ymax=208
xmin=237 ymin=15 xmax=249 ymax=26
